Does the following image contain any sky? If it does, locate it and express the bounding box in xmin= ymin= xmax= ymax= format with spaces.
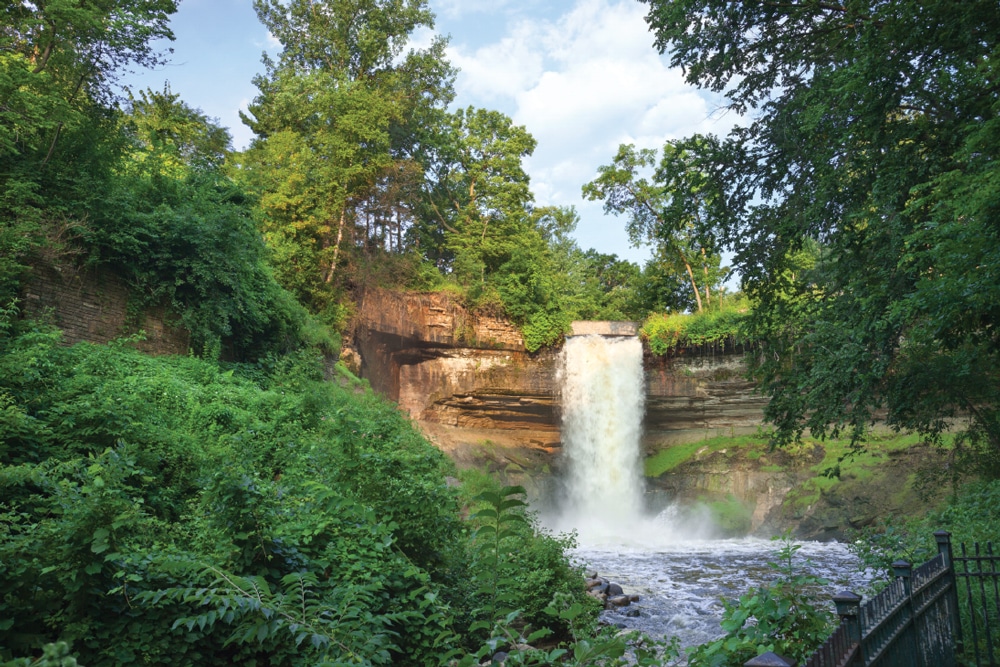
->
xmin=121 ymin=0 xmax=739 ymax=265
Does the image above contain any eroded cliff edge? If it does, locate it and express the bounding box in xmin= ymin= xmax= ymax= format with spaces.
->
xmin=349 ymin=288 xmax=767 ymax=487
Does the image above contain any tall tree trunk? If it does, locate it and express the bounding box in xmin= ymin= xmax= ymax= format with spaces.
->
xmin=701 ymin=247 xmax=712 ymax=308
xmin=395 ymin=208 xmax=402 ymax=252
xmin=326 ymin=208 xmax=347 ymax=284
xmin=683 ymin=260 xmax=703 ymax=312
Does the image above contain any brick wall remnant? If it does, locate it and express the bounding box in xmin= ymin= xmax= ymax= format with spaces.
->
xmin=20 ymin=264 xmax=190 ymax=355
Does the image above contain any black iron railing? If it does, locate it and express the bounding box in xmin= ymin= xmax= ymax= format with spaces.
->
xmin=744 ymin=532 xmax=1000 ymax=667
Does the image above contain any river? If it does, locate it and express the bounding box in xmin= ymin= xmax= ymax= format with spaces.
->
xmin=570 ymin=536 xmax=868 ymax=649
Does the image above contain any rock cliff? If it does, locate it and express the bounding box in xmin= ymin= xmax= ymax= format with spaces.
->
xmin=350 ymin=288 xmax=767 ymax=490
xmin=350 ymin=289 xmax=946 ymax=538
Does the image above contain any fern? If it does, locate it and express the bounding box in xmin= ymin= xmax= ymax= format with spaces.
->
xmin=138 ymin=561 xmax=398 ymax=665
xmin=469 ymin=485 xmax=529 ymax=630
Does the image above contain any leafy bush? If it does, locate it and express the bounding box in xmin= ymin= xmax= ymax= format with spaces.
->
xmin=0 ymin=327 xmax=615 ymax=665
xmin=0 ymin=329 xmax=463 ymax=665
xmin=846 ymin=481 xmax=1000 ymax=665
xmin=641 ymin=299 xmax=749 ymax=356
xmin=461 ymin=485 xmax=596 ymax=644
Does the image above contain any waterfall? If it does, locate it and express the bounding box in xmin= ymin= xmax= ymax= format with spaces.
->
xmin=556 ymin=334 xmax=646 ymax=542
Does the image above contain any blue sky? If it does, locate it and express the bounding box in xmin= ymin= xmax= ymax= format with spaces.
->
xmin=122 ymin=0 xmax=737 ymax=265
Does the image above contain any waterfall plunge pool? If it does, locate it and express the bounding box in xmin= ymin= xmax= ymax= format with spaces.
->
xmin=569 ymin=536 xmax=868 ymax=650
xmin=546 ymin=331 xmax=872 ymax=651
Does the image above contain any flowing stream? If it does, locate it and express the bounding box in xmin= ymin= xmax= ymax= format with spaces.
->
xmin=543 ymin=332 xmax=869 ymax=650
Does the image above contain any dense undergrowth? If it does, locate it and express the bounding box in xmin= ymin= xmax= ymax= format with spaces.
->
xmin=0 ymin=324 xmax=591 ymax=665
xmin=640 ymin=297 xmax=749 ymax=356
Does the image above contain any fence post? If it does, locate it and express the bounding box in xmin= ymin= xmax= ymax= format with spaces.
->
xmin=893 ymin=559 xmax=923 ymax=667
xmin=744 ymin=652 xmax=796 ymax=667
xmin=935 ymin=530 xmax=964 ymax=655
xmin=833 ymin=591 xmax=863 ymax=666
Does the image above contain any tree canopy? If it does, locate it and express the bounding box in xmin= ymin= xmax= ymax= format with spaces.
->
xmin=640 ymin=0 xmax=1000 ymax=472
xmin=583 ymin=140 xmax=728 ymax=313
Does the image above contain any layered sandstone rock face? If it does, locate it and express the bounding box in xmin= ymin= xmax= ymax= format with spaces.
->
xmin=350 ymin=289 xmax=767 ymax=490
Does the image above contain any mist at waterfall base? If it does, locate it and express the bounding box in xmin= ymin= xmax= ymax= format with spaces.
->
xmin=540 ymin=333 xmax=869 ymax=646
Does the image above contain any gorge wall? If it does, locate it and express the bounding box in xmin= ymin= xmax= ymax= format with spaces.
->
xmin=20 ymin=263 xmax=189 ymax=355
xmin=349 ymin=288 xmax=768 ymax=488
xmin=349 ymin=289 xmax=948 ymax=539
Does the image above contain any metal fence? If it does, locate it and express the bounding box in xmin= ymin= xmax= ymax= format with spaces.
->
xmin=745 ymin=532 xmax=1000 ymax=667
xmin=955 ymin=540 xmax=1000 ymax=666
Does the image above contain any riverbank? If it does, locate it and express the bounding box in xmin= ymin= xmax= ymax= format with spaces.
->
xmin=645 ymin=431 xmax=954 ymax=540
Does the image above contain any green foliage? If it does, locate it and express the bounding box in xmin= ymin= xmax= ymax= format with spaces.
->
xmin=463 ymin=484 xmax=594 ymax=639
xmin=686 ymin=535 xmax=834 ymax=666
xmin=238 ymin=0 xmax=455 ymax=318
xmin=453 ymin=598 xmax=681 ymax=667
xmin=641 ymin=296 xmax=749 ymax=355
xmin=65 ymin=90 xmax=326 ymax=361
xmin=849 ymin=479 xmax=1000 ymax=577
xmin=468 ymin=485 xmax=531 ymax=626
xmin=0 ymin=330 xmax=463 ymax=665
xmin=2 ymin=642 xmax=82 ymax=667
xmin=0 ymin=0 xmax=177 ymax=317
xmin=582 ymin=141 xmax=729 ymax=313
xmin=0 ymin=328 xmax=611 ymax=665
xmin=846 ymin=481 xmax=1000 ymax=663
xmin=702 ymin=495 xmax=753 ymax=536
xmin=639 ymin=0 xmax=1000 ymax=473
xmin=645 ymin=441 xmax=716 ymax=477
xmin=100 ymin=171 xmax=318 ymax=359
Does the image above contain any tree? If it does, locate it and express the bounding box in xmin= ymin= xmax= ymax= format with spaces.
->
xmin=238 ymin=0 xmax=457 ymax=318
xmin=126 ymin=85 xmax=231 ymax=174
xmin=582 ymin=141 xmax=726 ymax=312
xmin=420 ymin=106 xmax=538 ymax=284
xmin=0 ymin=0 xmax=177 ymax=168
xmin=239 ymin=72 xmax=399 ymax=310
xmin=0 ymin=0 xmax=177 ymax=308
xmin=640 ymin=0 xmax=1000 ymax=472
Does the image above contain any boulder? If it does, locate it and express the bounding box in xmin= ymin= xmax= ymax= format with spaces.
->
xmin=587 ymin=590 xmax=607 ymax=602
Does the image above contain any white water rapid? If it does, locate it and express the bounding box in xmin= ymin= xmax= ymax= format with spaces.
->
xmin=544 ymin=331 xmax=870 ymax=651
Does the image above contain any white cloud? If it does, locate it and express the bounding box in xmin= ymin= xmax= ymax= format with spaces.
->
xmin=441 ymin=0 xmax=741 ymax=262
xmin=448 ymin=25 xmax=545 ymax=102
xmin=259 ymin=31 xmax=282 ymax=51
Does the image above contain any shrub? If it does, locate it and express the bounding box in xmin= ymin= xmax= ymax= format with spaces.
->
xmin=641 ymin=299 xmax=750 ymax=356
xmin=0 ymin=330 xmax=463 ymax=665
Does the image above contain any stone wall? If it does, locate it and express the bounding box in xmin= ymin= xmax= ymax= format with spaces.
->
xmin=20 ymin=263 xmax=190 ymax=355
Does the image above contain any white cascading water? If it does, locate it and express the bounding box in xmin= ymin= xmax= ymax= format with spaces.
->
xmin=555 ymin=334 xmax=646 ymax=542
xmin=547 ymin=331 xmax=869 ymax=648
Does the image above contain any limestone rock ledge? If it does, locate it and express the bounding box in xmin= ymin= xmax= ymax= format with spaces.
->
xmin=350 ymin=289 xmax=768 ymax=493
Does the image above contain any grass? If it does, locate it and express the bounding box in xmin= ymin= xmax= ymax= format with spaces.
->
xmin=809 ymin=432 xmax=940 ymax=476
xmin=644 ymin=432 xmax=780 ymax=477
xmin=643 ymin=429 xmax=958 ymax=536
xmin=644 ymin=437 xmax=743 ymax=477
